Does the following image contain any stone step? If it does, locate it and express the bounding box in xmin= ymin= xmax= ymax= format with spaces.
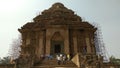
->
xmin=32 ymin=59 xmax=78 ymax=68
xmin=35 ymin=59 xmax=76 ymax=65
xmin=40 ymin=61 xmax=74 ymax=65
xmin=31 ymin=65 xmax=78 ymax=68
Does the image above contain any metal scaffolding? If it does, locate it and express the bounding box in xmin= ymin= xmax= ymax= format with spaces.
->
xmin=93 ymin=23 xmax=109 ymax=62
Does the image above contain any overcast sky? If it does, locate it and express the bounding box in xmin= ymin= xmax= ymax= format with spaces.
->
xmin=0 ymin=0 xmax=120 ymax=58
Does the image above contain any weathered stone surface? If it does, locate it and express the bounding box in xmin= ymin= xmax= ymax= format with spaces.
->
xmin=0 ymin=64 xmax=14 ymax=68
xmin=15 ymin=2 xmax=120 ymax=68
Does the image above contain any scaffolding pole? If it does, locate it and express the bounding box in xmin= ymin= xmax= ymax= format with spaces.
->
xmin=92 ymin=23 xmax=109 ymax=62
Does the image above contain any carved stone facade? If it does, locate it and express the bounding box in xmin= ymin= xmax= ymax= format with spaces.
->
xmin=17 ymin=3 xmax=119 ymax=68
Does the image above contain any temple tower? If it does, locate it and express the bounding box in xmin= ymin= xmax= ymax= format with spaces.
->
xmin=18 ymin=3 xmax=103 ymax=68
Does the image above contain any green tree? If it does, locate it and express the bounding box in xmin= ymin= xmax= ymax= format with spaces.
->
xmin=0 ymin=56 xmax=11 ymax=64
xmin=110 ymin=56 xmax=120 ymax=64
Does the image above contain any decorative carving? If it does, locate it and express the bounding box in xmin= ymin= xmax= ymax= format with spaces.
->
xmin=15 ymin=54 xmax=33 ymax=68
xmin=17 ymin=2 xmax=102 ymax=68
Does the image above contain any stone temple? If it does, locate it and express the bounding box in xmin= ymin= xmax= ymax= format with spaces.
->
xmin=16 ymin=2 xmax=119 ymax=68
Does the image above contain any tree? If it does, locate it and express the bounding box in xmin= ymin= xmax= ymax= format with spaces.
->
xmin=0 ymin=57 xmax=2 ymax=64
xmin=110 ymin=56 xmax=120 ymax=64
xmin=0 ymin=56 xmax=11 ymax=64
xmin=9 ymin=35 xmax=22 ymax=60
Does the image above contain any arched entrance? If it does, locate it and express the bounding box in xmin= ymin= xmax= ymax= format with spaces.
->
xmin=50 ymin=32 xmax=64 ymax=55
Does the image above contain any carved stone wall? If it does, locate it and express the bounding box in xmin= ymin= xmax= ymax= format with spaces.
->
xmin=45 ymin=26 xmax=69 ymax=55
xmin=17 ymin=2 xmax=110 ymax=68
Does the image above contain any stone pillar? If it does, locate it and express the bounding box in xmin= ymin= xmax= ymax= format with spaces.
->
xmin=85 ymin=31 xmax=91 ymax=54
xmin=63 ymin=29 xmax=70 ymax=54
xmin=86 ymin=37 xmax=91 ymax=53
xmin=21 ymin=32 xmax=27 ymax=54
xmin=45 ymin=29 xmax=51 ymax=55
xmin=38 ymin=32 xmax=44 ymax=56
xmin=73 ymin=34 xmax=78 ymax=54
xmin=90 ymin=34 xmax=96 ymax=54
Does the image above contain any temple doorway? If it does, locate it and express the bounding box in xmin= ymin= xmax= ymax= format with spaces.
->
xmin=50 ymin=32 xmax=64 ymax=55
xmin=51 ymin=41 xmax=64 ymax=54
xmin=54 ymin=44 xmax=61 ymax=53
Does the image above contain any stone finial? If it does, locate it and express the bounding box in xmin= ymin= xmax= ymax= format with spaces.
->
xmin=51 ymin=2 xmax=65 ymax=9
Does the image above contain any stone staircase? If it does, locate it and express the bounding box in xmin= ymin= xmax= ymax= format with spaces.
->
xmin=31 ymin=59 xmax=78 ymax=68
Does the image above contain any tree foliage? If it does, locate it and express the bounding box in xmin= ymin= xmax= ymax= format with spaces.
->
xmin=0 ymin=56 xmax=11 ymax=64
xmin=110 ymin=56 xmax=120 ymax=64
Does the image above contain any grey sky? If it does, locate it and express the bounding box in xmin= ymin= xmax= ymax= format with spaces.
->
xmin=0 ymin=0 xmax=120 ymax=58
